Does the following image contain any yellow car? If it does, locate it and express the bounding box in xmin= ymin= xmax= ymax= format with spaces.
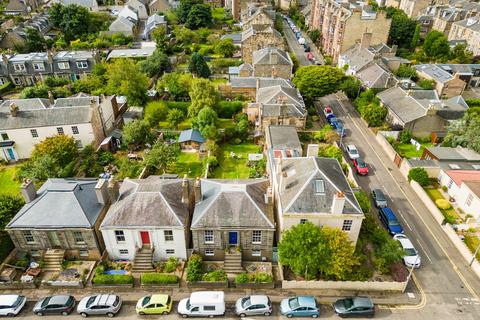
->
xmin=136 ymin=294 xmax=173 ymax=315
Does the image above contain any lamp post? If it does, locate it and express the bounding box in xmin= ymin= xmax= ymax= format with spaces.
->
xmin=469 ymin=241 xmax=480 ymax=266
xmin=403 ymin=255 xmax=420 ymax=293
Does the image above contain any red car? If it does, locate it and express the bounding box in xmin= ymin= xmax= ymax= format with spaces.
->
xmin=353 ymin=158 xmax=369 ymax=175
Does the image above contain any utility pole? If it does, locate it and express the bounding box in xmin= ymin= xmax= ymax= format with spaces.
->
xmin=469 ymin=242 xmax=480 ymax=266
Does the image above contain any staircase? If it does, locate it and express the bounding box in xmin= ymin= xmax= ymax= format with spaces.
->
xmin=132 ymin=248 xmax=155 ymax=273
xmin=224 ymin=249 xmax=244 ymax=274
xmin=43 ymin=249 xmax=65 ymax=272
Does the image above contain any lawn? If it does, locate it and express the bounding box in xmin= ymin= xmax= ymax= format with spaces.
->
xmin=212 ymin=143 xmax=261 ymax=179
xmin=217 ymin=118 xmax=235 ymax=129
xmin=394 ymin=142 xmax=432 ymax=159
xmin=464 ymin=234 xmax=480 ymax=262
xmin=0 ymin=165 xmax=20 ymax=196
xmin=424 ymin=187 xmax=461 ymax=224
xmin=172 ymin=152 xmax=205 ymax=178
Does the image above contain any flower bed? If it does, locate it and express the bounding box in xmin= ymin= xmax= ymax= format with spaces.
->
xmin=185 ymin=254 xmax=228 ymax=288
xmin=234 ymin=272 xmax=274 ymax=289
xmin=140 ymin=273 xmax=179 ymax=288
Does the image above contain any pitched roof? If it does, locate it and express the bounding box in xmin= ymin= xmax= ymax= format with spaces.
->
xmin=426 ymin=146 xmax=480 ymax=161
xmin=191 ymin=179 xmax=274 ymax=229
xmin=55 ymin=0 xmax=98 ymax=8
xmin=252 ymin=47 xmax=292 ymax=66
xmin=5 ymin=0 xmax=27 ymax=12
xmin=100 ymin=176 xmax=191 ymax=229
xmin=242 ymin=24 xmax=282 ymax=42
xmin=275 ymin=157 xmax=362 ymax=215
xmin=414 ymin=64 xmax=454 ymax=83
xmin=178 ymin=129 xmax=205 ymax=143
xmin=256 ymin=85 xmax=305 ymax=109
xmin=106 ymin=47 xmax=155 ymax=60
xmin=109 ymin=16 xmax=135 ymax=32
xmin=356 ymin=63 xmax=395 ymax=89
xmin=267 ymin=125 xmax=301 ymax=153
xmin=229 ymin=77 xmax=293 ymax=89
xmin=7 ymin=179 xmax=105 ymax=229
xmin=463 ymin=180 xmax=480 ymax=198
xmin=445 ymin=170 xmax=480 ymax=186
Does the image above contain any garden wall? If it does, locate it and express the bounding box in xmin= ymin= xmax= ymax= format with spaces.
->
xmin=376 ymin=132 xmax=398 ymax=162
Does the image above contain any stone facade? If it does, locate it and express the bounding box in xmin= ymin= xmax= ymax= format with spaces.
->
xmin=449 ymin=18 xmax=480 ymax=56
xmin=399 ymin=0 xmax=432 ymax=18
xmin=241 ymin=26 xmax=285 ymax=64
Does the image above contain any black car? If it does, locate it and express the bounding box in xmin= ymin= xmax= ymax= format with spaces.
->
xmin=33 ymin=295 xmax=75 ymax=316
xmin=333 ymin=297 xmax=375 ymax=318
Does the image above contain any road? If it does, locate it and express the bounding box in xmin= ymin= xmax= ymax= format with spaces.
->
xmin=282 ymin=20 xmax=323 ymax=66
xmin=317 ymin=94 xmax=480 ymax=320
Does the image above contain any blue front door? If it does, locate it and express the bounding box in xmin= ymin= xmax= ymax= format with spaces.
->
xmin=228 ymin=231 xmax=238 ymax=245
xmin=6 ymin=148 xmax=15 ymax=160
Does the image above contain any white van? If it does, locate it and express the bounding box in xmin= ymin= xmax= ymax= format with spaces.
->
xmin=178 ymin=291 xmax=225 ymax=318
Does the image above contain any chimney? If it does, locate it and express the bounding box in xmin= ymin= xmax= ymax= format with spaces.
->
xmin=306 ymin=144 xmax=319 ymax=157
xmin=47 ymin=50 xmax=53 ymax=64
xmin=48 ymin=90 xmax=54 ymax=105
xmin=275 ymin=156 xmax=283 ymax=173
xmin=2 ymin=53 xmax=8 ymax=65
xmin=20 ymin=179 xmax=36 ymax=203
xmin=331 ymin=191 xmax=346 ymax=214
xmin=181 ymin=175 xmax=189 ymax=204
xmin=271 ymin=66 xmax=277 ymax=78
xmin=194 ymin=177 xmax=202 ymax=203
xmin=406 ymin=89 xmax=412 ymax=96
xmin=256 ymin=77 xmax=260 ymax=89
xmin=360 ymin=32 xmax=372 ymax=49
xmin=107 ymin=176 xmax=120 ymax=203
xmin=95 ymin=179 xmax=109 ymax=204
xmin=9 ymin=103 xmax=18 ymax=117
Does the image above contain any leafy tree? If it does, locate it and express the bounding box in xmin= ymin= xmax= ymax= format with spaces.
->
xmin=48 ymin=4 xmax=91 ymax=41
xmin=188 ymin=52 xmax=211 ymax=78
xmin=443 ymin=107 xmax=480 ymax=152
xmin=354 ymin=90 xmax=387 ymax=127
xmin=17 ymin=155 xmax=64 ymax=182
xmin=340 ymin=76 xmax=361 ymax=100
xmin=408 ymin=168 xmax=430 ymax=186
xmin=309 ymin=30 xmax=320 ymax=43
xmin=451 ymin=44 xmax=473 ymax=64
xmin=0 ymin=195 xmax=24 ymax=229
xmin=173 ymin=26 xmax=199 ymax=46
xmin=21 ymin=85 xmax=49 ymax=99
xmin=24 ymin=28 xmax=47 ymax=52
xmin=71 ymin=74 xmax=104 ymax=94
xmin=318 ymin=145 xmax=342 ymax=163
xmin=145 ymin=102 xmax=168 ymax=127
xmin=292 ymin=65 xmax=345 ymax=102
xmin=235 ymin=113 xmax=249 ymax=141
xmin=188 ymin=78 xmax=218 ymax=117
xmin=185 ymin=4 xmax=212 ymax=29
xmin=399 ymin=130 xmax=412 ymax=144
xmin=214 ymin=38 xmax=236 ymax=58
xmin=158 ymin=72 xmax=192 ymax=100
xmin=166 ymin=108 xmax=185 ymax=129
xmin=423 ymin=31 xmax=450 ymax=60
xmin=152 ymin=25 xmax=170 ymax=53
xmin=411 ymin=23 xmax=420 ymax=49
xmin=139 ymin=50 xmax=171 ymax=78
xmin=418 ymin=79 xmax=435 ymax=90
xmin=395 ymin=64 xmax=417 ymax=79
xmin=354 ymin=190 xmax=371 ymax=213
xmin=77 ymin=145 xmax=103 ymax=177
xmin=386 ymin=7 xmax=418 ymax=50
xmin=105 ymin=59 xmax=149 ymax=106
xmin=31 ymin=135 xmax=77 ymax=167
xmin=144 ymin=142 xmax=180 ymax=173
xmin=122 ymin=120 xmax=151 ymax=148
xmin=192 ymin=107 xmax=218 ymax=139
xmin=177 ymin=0 xmax=203 ymax=23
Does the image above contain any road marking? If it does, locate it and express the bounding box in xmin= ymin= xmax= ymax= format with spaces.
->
xmin=335 ymin=95 xmax=480 ymax=300
xmin=416 ymin=239 xmax=433 ymax=264
xmin=397 ymin=211 xmax=413 ymax=231
xmin=392 ymin=274 xmax=427 ymax=310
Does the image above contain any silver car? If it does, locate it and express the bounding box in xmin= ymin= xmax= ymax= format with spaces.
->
xmin=77 ymin=295 xmax=122 ymax=318
xmin=235 ymin=295 xmax=272 ymax=317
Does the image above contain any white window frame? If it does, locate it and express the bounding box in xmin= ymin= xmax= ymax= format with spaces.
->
xmin=164 ymin=230 xmax=174 ymax=241
xmin=76 ymin=61 xmax=88 ymax=69
xmin=13 ymin=63 xmax=25 ymax=72
xmin=205 ymin=248 xmax=214 ymax=256
xmin=23 ymin=231 xmax=35 ymax=244
xmin=315 ymin=179 xmax=325 ymax=194
xmin=13 ymin=77 xmax=21 ymax=85
xmin=252 ymin=230 xmax=262 ymax=244
xmin=56 ymin=127 xmax=64 ymax=135
xmin=73 ymin=231 xmax=85 ymax=244
xmin=252 ymin=249 xmax=261 ymax=257
xmin=165 ymin=249 xmax=175 ymax=255
xmin=30 ymin=129 xmax=38 ymax=138
xmin=119 ymin=249 xmax=129 ymax=255
xmin=33 ymin=62 xmax=45 ymax=71
xmin=71 ymin=126 xmax=79 ymax=135
xmin=115 ymin=230 xmax=125 ymax=243
xmin=466 ymin=194 xmax=474 ymax=207
xmin=79 ymin=249 xmax=89 ymax=257
xmin=58 ymin=61 xmax=70 ymax=70
xmin=342 ymin=219 xmax=353 ymax=231
xmin=204 ymin=230 xmax=214 ymax=244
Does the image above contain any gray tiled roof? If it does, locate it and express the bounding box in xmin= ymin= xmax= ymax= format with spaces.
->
xmin=426 ymin=146 xmax=480 ymax=161
xmin=7 ymin=179 xmax=105 ymax=229
xmin=242 ymin=24 xmax=282 ymax=42
xmin=107 ymin=47 xmax=155 ymax=60
xmin=229 ymin=77 xmax=293 ymax=89
xmin=414 ymin=64 xmax=453 ymax=83
xmin=252 ymin=47 xmax=292 ymax=66
xmin=256 ymin=85 xmax=304 ymax=109
xmin=55 ymin=0 xmax=98 ymax=8
xmin=356 ymin=63 xmax=395 ymax=89
xmin=191 ymin=179 xmax=274 ymax=229
xmin=101 ymin=176 xmax=191 ymax=229
xmin=109 ymin=16 xmax=135 ymax=33
xmin=267 ymin=125 xmax=301 ymax=151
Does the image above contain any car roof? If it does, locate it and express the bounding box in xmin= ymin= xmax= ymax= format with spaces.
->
xmin=49 ymin=295 xmax=71 ymax=305
xmin=92 ymin=295 xmax=117 ymax=306
xmin=352 ymin=297 xmax=374 ymax=308
xmin=347 ymin=144 xmax=356 ymax=149
xmin=0 ymin=295 xmax=20 ymax=305
xmin=381 ymin=207 xmax=397 ymax=220
xmin=297 ymin=296 xmax=316 ymax=307
xmin=395 ymin=235 xmax=414 ymax=249
xmin=373 ymin=189 xmax=385 ymax=198
xmin=149 ymin=294 xmax=169 ymax=304
xmin=249 ymin=295 xmax=269 ymax=305
xmin=190 ymin=291 xmax=224 ymax=304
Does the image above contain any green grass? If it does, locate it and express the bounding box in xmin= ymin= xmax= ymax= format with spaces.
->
xmin=0 ymin=166 xmax=20 ymax=196
xmin=159 ymin=119 xmax=192 ymax=131
xmin=211 ymin=78 xmax=227 ymax=88
xmin=217 ymin=118 xmax=235 ymax=129
xmin=172 ymin=152 xmax=204 ymax=178
xmin=212 ymin=7 xmax=226 ymax=20
xmin=212 ymin=143 xmax=261 ymax=179
xmin=394 ymin=142 xmax=432 ymax=159
xmin=424 ymin=188 xmax=461 ymax=224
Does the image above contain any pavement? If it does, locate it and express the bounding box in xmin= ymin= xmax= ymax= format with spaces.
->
xmin=316 ymin=93 xmax=480 ymax=320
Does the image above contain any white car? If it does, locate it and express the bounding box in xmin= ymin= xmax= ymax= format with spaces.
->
xmin=0 ymin=295 xmax=26 ymax=316
xmin=394 ymin=234 xmax=421 ymax=268
xmin=346 ymin=144 xmax=360 ymax=160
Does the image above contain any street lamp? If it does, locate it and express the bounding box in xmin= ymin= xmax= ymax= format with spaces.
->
xmin=469 ymin=242 xmax=480 ymax=266
xmin=403 ymin=255 xmax=420 ymax=293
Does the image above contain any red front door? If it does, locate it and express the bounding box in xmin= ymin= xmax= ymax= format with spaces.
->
xmin=140 ymin=231 xmax=150 ymax=245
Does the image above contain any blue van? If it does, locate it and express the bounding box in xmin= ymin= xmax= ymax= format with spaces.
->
xmin=378 ymin=207 xmax=404 ymax=235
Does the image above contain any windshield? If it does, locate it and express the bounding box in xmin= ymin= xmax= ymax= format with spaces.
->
xmin=288 ymin=298 xmax=300 ymax=310
xmin=41 ymin=298 xmax=50 ymax=308
xmin=358 ymin=161 xmax=367 ymax=168
xmin=349 ymin=148 xmax=358 ymax=154
xmin=86 ymin=296 xmax=96 ymax=308
xmin=66 ymin=297 xmax=74 ymax=306
xmin=113 ymin=296 xmax=120 ymax=307
xmin=405 ymin=248 xmax=417 ymax=256
xmin=186 ymin=299 xmax=191 ymax=310
xmin=389 ymin=219 xmax=400 ymax=226
xmin=142 ymin=296 xmax=151 ymax=307
xmin=241 ymin=297 xmax=251 ymax=308
xmin=12 ymin=296 xmax=24 ymax=308
xmin=343 ymin=298 xmax=353 ymax=309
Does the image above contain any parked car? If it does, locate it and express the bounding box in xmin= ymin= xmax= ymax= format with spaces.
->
xmin=304 ymin=45 xmax=311 ymax=52
xmin=345 ymin=144 xmax=360 ymax=160
xmin=333 ymin=296 xmax=375 ymax=318
xmin=0 ymin=295 xmax=26 ymax=317
xmin=280 ymin=296 xmax=320 ymax=318
xmin=353 ymin=158 xmax=369 ymax=175
xmin=372 ymin=189 xmax=387 ymax=208
xmin=33 ymin=295 xmax=75 ymax=316
xmin=136 ymin=294 xmax=173 ymax=315
xmin=77 ymin=294 xmax=122 ymax=317
xmin=378 ymin=207 xmax=404 ymax=235
xmin=178 ymin=291 xmax=225 ymax=317
xmin=394 ymin=234 xmax=421 ymax=268
xmin=235 ymin=295 xmax=272 ymax=317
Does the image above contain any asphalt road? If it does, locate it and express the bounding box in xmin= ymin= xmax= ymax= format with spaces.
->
xmin=317 ymin=94 xmax=480 ymax=320
xmin=282 ymin=20 xmax=322 ymax=66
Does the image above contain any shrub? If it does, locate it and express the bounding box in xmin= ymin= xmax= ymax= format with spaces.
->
xmin=436 ymin=199 xmax=451 ymax=210
xmin=186 ymin=253 xmax=203 ymax=282
xmin=465 ymin=234 xmax=480 ymax=261
xmin=141 ymin=273 xmax=179 ymax=285
xmin=390 ymin=261 xmax=408 ymax=282
xmin=408 ymin=168 xmax=430 ymax=186
xmin=251 ymin=272 xmax=273 ymax=283
xmin=93 ymin=274 xmax=134 ymax=285
xmin=0 ymin=233 xmax=14 ymax=264
xmin=218 ymin=101 xmax=244 ymax=118
xmin=234 ymin=273 xmax=249 ymax=284
xmin=163 ymin=257 xmax=179 ymax=273
xmin=442 ymin=185 xmax=448 ymax=192
xmin=399 ymin=130 xmax=412 ymax=144
xmin=202 ymin=269 xmax=227 ymax=282
xmin=354 ymin=190 xmax=371 ymax=213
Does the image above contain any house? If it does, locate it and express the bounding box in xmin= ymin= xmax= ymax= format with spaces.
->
xmin=242 ymin=6 xmax=275 ymax=30
xmin=6 ymin=178 xmax=112 ymax=261
xmin=0 ymin=95 xmax=125 ymax=161
xmin=106 ymin=47 xmax=156 ymax=60
xmin=414 ymin=64 xmax=467 ymax=98
xmin=449 ymin=17 xmax=480 ymax=56
xmin=435 ymin=64 xmax=480 ymax=89
xmin=100 ymin=176 xmax=193 ymax=263
xmin=54 ymin=0 xmax=99 ymax=11
xmin=399 ymin=0 xmax=432 ymax=18
xmin=219 ymin=77 xmax=293 ymax=100
xmin=126 ymin=0 xmax=148 ymax=19
xmin=4 ymin=0 xmax=39 ymax=15
xmin=264 ymin=125 xmax=302 ymax=158
xmin=456 ymin=181 xmax=480 ymax=221
xmin=109 ymin=16 xmax=137 ymax=36
xmin=438 ymin=169 xmax=480 ymax=200
xmin=148 ymin=0 xmax=170 ymax=15
xmin=0 ymin=13 xmax=52 ymax=50
xmin=270 ymin=156 xmax=364 ymax=244
xmin=421 ymin=146 xmax=480 ymax=163
xmin=247 ymin=47 xmax=293 ymax=80
xmin=241 ymin=24 xmax=285 ymax=64
xmin=309 ymin=0 xmax=391 ymax=62
xmin=178 ymin=129 xmax=205 ymax=152
xmin=190 ymin=179 xmax=275 ymax=268
xmin=142 ymin=14 xmax=167 ymax=40
xmin=377 ymin=87 xmax=468 ymax=137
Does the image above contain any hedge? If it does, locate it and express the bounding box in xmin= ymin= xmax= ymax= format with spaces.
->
xmin=0 ymin=81 xmax=13 ymax=94
xmin=0 ymin=232 xmax=14 ymax=263
xmin=141 ymin=273 xmax=179 ymax=285
xmin=165 ymin=101 xmax=190 ymax=112
xmin=218 ymin=101 xmax=244 ymax=118
xmin=202 ymin=269 xmax=227 ymax=282
xmin=234 ymin=272 xmax=273 ymax=284
xmin=92 ymin=274 xmax=134 ymax=285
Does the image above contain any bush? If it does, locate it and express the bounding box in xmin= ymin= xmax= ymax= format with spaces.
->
xmin=186 ymin=253 xmax=203 ymax=282
xmin=234 ymin=273 xmax=249 ymax=284
xmin=465 ymin=234 xmax=480 ymax=261
xmin=436 ymin=199 xmax=451 ymax=210
xmin=0 ymin=232 xmax=14 ymax=264
xmin=354 ymin=190 xmax=371 ymax=213
xmin=390 ymin=261 xmax=408 ymax=282
xmin=408 ymin=168 xmax=430 ymax=186
xmin=218 ymin=101 xmax=244 ymax=118
xmin=0 ymin=81 xmax=13 ymax=94
xmin=234 ymin=272 xmax=273 ymax=284
xmin=442 ymin=185 xmax=448 ymax=192
xmin=163 ymin=257 xmax=179 ymax=273
xmin=141 ymin=273 xmax=179 ymax=285
xmin=399 ymin=130 xmax=412 ymax=144
xmin=202 ymin=269 xmax=227 ymax=282
xmin=93 ymin=274 xmax=134 ymax=285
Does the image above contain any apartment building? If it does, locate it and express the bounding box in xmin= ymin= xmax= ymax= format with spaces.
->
xmin=449 ymin=17 xmax=480 ymax=56
xmin=399 ymin=0 xmax=432 ymax=18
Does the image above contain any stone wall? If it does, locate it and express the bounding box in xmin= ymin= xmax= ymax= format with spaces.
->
xmin=375 ymin=131 xmax=398 ymax=162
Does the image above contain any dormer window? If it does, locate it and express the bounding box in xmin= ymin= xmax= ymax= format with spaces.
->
xmin=315 ymin=179 xmax=325 ymax=194
xmin=76 ymin=61 xmax=88 ymax=69
xmin=33 ymin=62 xmax=45 ymax=71
xmin=58 ymin=62 xmax=70 ymax=70
xmin=13 ymin=63 xmax=25 ymax=72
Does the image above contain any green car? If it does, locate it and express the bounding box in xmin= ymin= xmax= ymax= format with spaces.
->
xmin=136 ymin=294 xmax=173 ymax=315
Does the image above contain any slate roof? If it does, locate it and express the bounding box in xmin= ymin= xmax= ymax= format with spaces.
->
xmin=252 ymin=47 xmax=292 ymax=66
xmin=256 ymin=85 xmax=304 ymax=109
xmin=414 ymin=64 xmax=454 ymax=83
xmin=106 ymin=47 xmax=155 ymax=60
xmin=464 ymin=181 xmax=480 ymax=198
xmin=453 ymin=17 xmax=480 ymax=32
xmin=191 ymin=179 xmax=274 ymax=229
xmin=178 ymin=129 xmax=205 ymax=143
xmin=55 ymin=0 xmax=98 ymax=9
xmin=267 ymin=125 xmax=301 ymax=152
xmin=356 ymin=63 xmax=395 ymax=89
xmin=221 ymin=33 xmax=242 ymax=45
xmin=7 ymin=179 xmax=105 ymax=229
xmin=109 ymin=16 xmax=135 ymax=33
xmin=242 ymin=24 xmax=282 ymax=42
xmin=100 ymin=176 xmax=191 ymax=229
xmin=426 ymin=146 xmax=480 ymax=161
xmin=5 ymin=0 xmax=27 ymax=12
xmin=229 ymin=77 xmax=293 ymax=89
xmin=340 ymin=45 xmax=375 ymax=72
xmin=275 ymin=157 xmax=362 ymax=215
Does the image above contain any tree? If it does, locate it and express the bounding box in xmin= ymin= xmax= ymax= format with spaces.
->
xmin=340 ymin=76 xmax=361 ymax=100
xmin=354 ymin=90 xmax=387 ymax=127
xmin=177 ymin=0 xmax=202 ymax=23
xmin=144 ymin=142 xmax=180 ymax=173
xmin=444 ymin=107 xmax=480 ymax=153
xmin=122 ymin=120 xmax=151 ymax=148
xmin=24 ymin=28 xmax=47 ymax=52
xmin=386 ymin=7 xmax=418 ymax=50
xmin=411 ymin=23 xmax=420 ymax=49
xmin=77 ymin=145 xmax=103 ymax=177
xmin=139 ymin=50 xmax=171 ymax=78
xmin=31 ymin=135 xmax=78 ymax=167
xmin=192 ymin=107 xmax=218 ymax=139
xmin=185 ymin=4 xmax=212 ymax=29
xmin=158 ymin=72 xmax=192 ymax=100
xmin=21 ymin=85 xmax=49 ymax=99
xmin=318 ymin=145 xmax=342 ymax=163
xmin=408 ymin=168 xmax=430 ymax=186
xmin=451 ymin=44 xmax=473 ymax=64
xmin=105 ymin=59 xmax=149 ymax=106
xmin=423 ymin=31 xmax=450 ymax=60
xmin=152 ymin=25 xmax=170 ymax=53
xmin=173 ymin=26 xmax=199 ymax=46
xmin=188 ymin=52 xmax=211 ymax=78
xmin=309 ymin=30 xmax=320 ymax=43
xmin=17 ymin=155 xmax=63 ymax=182
xmin=0 ymin=195 xmax=24 ymax=229
xmin=395 ymin=64 xmax=417 ymax=79
xmin=166 ymin=108 xmax=185 ymax=129
xmin=144 ymin=102 xmax=168 ymax=127
xmin=188 ymin=78 xmax=218 ymax=117
xmin=354 ymin=190 xmax=371 ymax=214
xmin=292 ymin=65 xmax=345 ymax=102
xmin=48 ymin=4 xmax=91 ymax=41
xmin=418 ymin=79 xmax=435 ymax=90
xmin=214 ymin=38 xmax=236 ymax=58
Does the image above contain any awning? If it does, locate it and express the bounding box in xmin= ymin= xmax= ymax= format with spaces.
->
xmin=0 ymin=141 xmax=15 ymax=147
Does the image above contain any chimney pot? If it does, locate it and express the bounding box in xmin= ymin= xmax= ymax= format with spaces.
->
xmin=331 ymin=191 xmax=346 ymax=214
xmin=48 ymin=90 xmax=54 ymax=105
xmin=20 ymin=179 xmax=36 ymax=203
xmin=360 ymin=32 xmax=372 ymax=49
xmin=9 ymin=103 xmax=18 ymax=117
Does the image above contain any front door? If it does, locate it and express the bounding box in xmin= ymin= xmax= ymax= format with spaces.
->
xmin=228 ymin=231 xmax=238 ymax=245
xmin=140 ymin=231 xmax=150 ymax=245
xmin=6 ymin=148 xmax=15 ymax=161
xmin=48 ymin=232 xmax=61 ymax=248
